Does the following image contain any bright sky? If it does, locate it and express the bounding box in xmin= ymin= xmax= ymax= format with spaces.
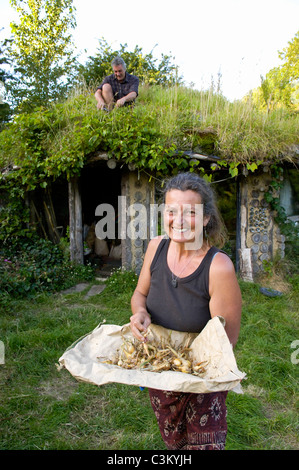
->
xmin=1 ymin=0 xmax=299 ymax=101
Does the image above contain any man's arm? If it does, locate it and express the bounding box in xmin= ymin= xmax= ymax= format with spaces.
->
xmin=115 ymin=91 xmax=137 ymax=108
xmin=116 ymin=75 xmax=139 ymax=107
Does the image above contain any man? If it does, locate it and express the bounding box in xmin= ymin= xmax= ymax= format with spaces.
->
xmin=95 ymin=57 xmax=139 ymax=110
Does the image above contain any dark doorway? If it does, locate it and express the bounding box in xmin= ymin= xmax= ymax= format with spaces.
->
xmin=51 ymin=178 xmax=69 ymax=237
xmin=212 ymin=175 xmax=238 ymax=263
xmin=80 ymin=162 xmax=122 ymax=271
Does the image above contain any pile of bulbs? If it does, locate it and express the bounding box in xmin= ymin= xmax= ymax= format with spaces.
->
xmin=99 ymin=329 xmax=207 ymax=376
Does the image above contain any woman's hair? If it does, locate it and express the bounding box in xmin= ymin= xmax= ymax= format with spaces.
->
xmin=163 ymin=172 xmax=227 ymax=248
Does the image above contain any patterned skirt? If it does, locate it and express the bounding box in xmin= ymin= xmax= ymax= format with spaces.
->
xmin=148 ymin=388 xmax=228 ymax=450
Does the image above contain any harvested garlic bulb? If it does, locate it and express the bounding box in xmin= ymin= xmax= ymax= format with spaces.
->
xmin=126 ymin=344 xmax=136 ymax=354
xmin=173 ymin=358 xmax=182 ymax=366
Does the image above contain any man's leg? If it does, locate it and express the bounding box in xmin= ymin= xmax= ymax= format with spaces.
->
xmin=102 ymin=83 xmax=114 ymax=110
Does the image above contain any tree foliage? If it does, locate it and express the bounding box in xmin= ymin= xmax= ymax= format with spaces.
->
xmin=0 ymin=35 xmax=13 ymax=128
xmin=250 ymin=31 xmax=299 ymax=111
xmin=279 ymin=30 xmax=299 ymax=82
xmin=6 ymin=0 xmax=77 ymax=113
xmin=76 ymin=38 xmax=182 ymax=88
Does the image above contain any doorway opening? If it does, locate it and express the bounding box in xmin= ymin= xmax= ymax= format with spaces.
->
xmin=212 ymin=175 xmax=238 ymax=266
xmin=81 ymin=163 xmax=122 ymax=274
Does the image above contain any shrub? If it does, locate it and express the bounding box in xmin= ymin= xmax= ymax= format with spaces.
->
xmin=0 ymin=236 xmax=94 ymax=299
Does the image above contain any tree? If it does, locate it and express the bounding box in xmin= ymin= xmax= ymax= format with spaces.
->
xmin=6 ymin=0 xmax=77 ymax=113
xmin=250 ymin=31 xmax=299 ymax=112
xmin=76 ymin=38 xmax=182 ymax=88
xmin=0 ymin=35 xmax=13 ymax=127
xmin=260 ymin=67 xmax=293 ymax=112
xmin=279 ymin=30 xmax=299 ymax=82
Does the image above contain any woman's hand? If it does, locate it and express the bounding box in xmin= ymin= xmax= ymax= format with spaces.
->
xmin=130 ymin=311 xmax=151 ymax=342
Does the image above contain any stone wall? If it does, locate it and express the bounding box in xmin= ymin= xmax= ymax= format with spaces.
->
xmin=120 ymin=167 xmax=288 ymax=280
xmin=239 ymin=169 xmax=285 ymax=281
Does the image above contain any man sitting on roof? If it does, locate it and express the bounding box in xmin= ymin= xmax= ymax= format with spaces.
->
xmin=94 ymin=56 xmax=139 ymax=111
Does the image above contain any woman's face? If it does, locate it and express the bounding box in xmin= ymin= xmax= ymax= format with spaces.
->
xmin=164 ymin=189 xmax=209 ymax=248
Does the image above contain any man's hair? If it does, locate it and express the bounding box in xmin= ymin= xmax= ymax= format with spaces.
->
xmin=111 ymin=56 xmax=126 ymax=70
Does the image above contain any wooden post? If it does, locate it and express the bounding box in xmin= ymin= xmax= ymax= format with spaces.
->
xmin=43 ymin=186 xmax=61 ymax=244
xmin=68 ymin=176 xmax=84 ymax=264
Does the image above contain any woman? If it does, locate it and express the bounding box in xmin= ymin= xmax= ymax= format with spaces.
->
xmin=130 ymin=172 xmax=242 ymax=450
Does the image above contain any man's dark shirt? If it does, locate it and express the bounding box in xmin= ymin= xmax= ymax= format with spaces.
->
xmin=97 ymin=72 xmax=139 ymax=101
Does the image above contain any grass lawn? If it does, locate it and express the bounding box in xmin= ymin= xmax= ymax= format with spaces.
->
xmin=0 ymin=269 xmax=298 ymax=450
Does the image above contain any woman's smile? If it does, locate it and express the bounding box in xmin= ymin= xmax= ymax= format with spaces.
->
xmin=172 ymin=227 xmax=188 ymax=233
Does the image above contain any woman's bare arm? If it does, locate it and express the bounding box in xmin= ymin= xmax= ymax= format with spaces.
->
xmin=209 ymin=252 xmax=242 ymax=347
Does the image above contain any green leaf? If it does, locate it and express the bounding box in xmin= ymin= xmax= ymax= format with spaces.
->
xmin=229 ymin=165 xmax=239 ymax=177
xmin=246 ymin=162 xmax=258 ymax=172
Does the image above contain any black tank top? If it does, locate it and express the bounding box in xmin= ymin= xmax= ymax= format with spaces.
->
xmin=146 ymin=238 xmax=221 ymax=333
